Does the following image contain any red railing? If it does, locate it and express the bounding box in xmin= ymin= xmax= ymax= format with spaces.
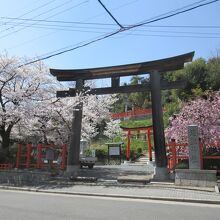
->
xmin=0 ymin=163 xmax=13 ymax=170
xmin=112 ymin=108 xmax=166 ymax=119
xmin=167 ymin=141 xmax=220 ymax=172
xmin=112 ymin=108 xmax=153 ymax=119
xmin=16 ymin=143 xmax=67 ymax=170
xmin=167 ymin=142 xmax=189 ymax=171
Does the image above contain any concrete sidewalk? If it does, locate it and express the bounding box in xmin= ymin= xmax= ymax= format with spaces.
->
xmin=0 ymin=179 xmax=220 ymax=205
xmin=0 ymin=164 xmax=219 ymax=204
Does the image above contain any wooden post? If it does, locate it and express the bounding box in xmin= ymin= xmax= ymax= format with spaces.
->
xmin=150 ymin=70 xmax=168 ymax=180
xmin=147 ymin=128 xmax=152 ymax=161
xmin=26 ymin=143 xmax=32 ymax=169
xmin=37 ymin=144 xmax=42 ymax=169
xmin=16 ymin=144 xmax=21 ymax=169
xmin=171 ymin=142 xmax=177 ymax=170
xmin=61 ymin=144 xmax=67 ymax=170
xmin=126 ymin=130 xmax=131 ymax=161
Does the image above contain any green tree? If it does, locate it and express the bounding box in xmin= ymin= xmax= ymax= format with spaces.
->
xmin=113 ymin=76 xmax=151 ymax=113
xmin=206 ymin=56 xmax=220 ymax=90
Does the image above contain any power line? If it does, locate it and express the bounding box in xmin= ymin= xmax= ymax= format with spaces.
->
xmin=3 ymin=20 xmax=220 ymax=37
xmin=1 ymin=0 xmax=138 ymax=51
xmin=0 ymin=17 xmax=116 ymax=27
xmin=136 ymin=0 xmax=209 ymax=25
xmin=0 ymin=0 xmax=141 ymax=54
xmin=7 ymin=28 xmax=220 ymax=53
xmin=118 ymin=0 xmax=220 ymax=39
xmin=19 ymin=0 xmax=220 ymax=67
xmin=0 ymin=0 xmax=74 ymax=37
xmin=81 ymin=0 xmax=139 ymax=24
xmin=143 ymin=25 xmax=220 ymax=29
xmin=132 ymin=0 xmax=220 ymax=29
xmin=0 ymin=0 xmax=88 ymax=40
xmin=0 ymin=0 xmax=59 ymax=33
xmin=2 ymin=17 xmax=220 ymax=30
xmin=0 ymin=0 xmax=210 ymax=29
xmin=2 ymin=0 xmax=218 ymax=52
xmin=119 ymin=32 xmax=220 ymax=39
xmin=2 ymin=19 xmax=220 ymax=33
xmin=18 ymin=30 xmax=121 ymax=67
xmin=97 ymin=0 xmax=124 ymax=28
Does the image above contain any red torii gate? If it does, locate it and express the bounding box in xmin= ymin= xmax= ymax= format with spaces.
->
xmin=121 ymin=126 xmax=153 ymax=161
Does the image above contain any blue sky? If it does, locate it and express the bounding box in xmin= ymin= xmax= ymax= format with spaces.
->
xmin=0 ymin=0 xmax=220 ymax=72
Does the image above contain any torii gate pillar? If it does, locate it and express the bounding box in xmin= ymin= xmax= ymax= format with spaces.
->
xmin=150 ymin=70 xmax=169 ymax=180
xmin=66 ymin=79 xmax=84 ymax=175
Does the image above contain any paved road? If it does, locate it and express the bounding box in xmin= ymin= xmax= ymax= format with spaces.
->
xmin=0 ymin=190 xmax=219 ymax=220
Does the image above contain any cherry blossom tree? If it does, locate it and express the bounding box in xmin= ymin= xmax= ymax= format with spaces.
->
xmin=0 ymin=54 xmax=118 ymax=162
xmin=13 ymin=90 xmax=117 ymax=144
xmin=0 ymin=54 xmax=56 ymax=160
xmin=104 ymin=119 xmax=122 ymax=140
xmin=165 ymin=90 xmax=220 ymax=145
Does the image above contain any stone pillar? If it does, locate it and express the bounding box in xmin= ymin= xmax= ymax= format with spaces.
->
xmin=66 ymin=79 xmax=84 ymax=175
xmin=175 ymin=125 xmax=217 ymax=187
xmin=66 ymin=102 xmax=83 ymax=174
xmin=150 ymin=71 xmax=168 ymax=180
xmin=188 ymin=125 xmax=201 ymax=169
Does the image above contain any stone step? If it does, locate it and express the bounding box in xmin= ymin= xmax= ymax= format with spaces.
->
xmin=135 ymin=153 xmax=155 ymax=164
xmin=117 ymin=175 xmax=152 ymax=185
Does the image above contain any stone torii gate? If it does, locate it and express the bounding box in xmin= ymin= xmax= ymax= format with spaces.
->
xmin=50 ymin=51 xmax=194 ymax=180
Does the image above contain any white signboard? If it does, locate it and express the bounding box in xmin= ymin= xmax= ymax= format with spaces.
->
xmin=91 ymin=149 xmax=96 ymax=157
xmin=109 ymin=146 xmax=120 ymax=156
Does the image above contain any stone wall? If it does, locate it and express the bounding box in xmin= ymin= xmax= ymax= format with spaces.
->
xmin=175 ymin=169 xmax=217 ymax=187
xmin=0 ymin=170 xmax=51 ymax=186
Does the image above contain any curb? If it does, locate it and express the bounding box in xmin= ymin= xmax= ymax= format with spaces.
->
xmin=54 ymin=178 xmax=216 ymax=192
xmin=0 ymin=185 xmax=219 ymax=205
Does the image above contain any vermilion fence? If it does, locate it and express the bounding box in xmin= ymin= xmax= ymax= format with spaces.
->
xmin=1 ymin=140 xmax=219 ymax=172
xmin=112 ymin=108 xmax=153 ymax=119
xmin=112 ymin=108 xmax=166 ymax=119
xmin=0 ymin=163 xmax=13 ymax=170
xmin=16 ymin=143 xmax=67 ymax=170
xmin=167 ymin=141 xmax=220 ymax=172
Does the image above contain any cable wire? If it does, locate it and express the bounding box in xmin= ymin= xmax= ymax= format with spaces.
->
xmin=0 ymin=0 xmax=88 ymax=40
xmin=97 ymin=0 xmax=124 ymax=28
xmin=0 ymin=0 xmax=59 ymax=33
xmin=19 ymin=0 xmax=220 ymax=67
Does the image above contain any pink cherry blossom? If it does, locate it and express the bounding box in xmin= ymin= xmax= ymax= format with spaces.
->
xmin=165 ymin=90 xmax=220 ymax=146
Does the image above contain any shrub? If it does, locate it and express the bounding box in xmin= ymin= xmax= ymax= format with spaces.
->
xmin=93 ymin=146 xmax=108 ymax=160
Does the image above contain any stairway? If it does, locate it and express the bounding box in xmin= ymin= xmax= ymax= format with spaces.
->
xmin=135 ymin=152 xmax=155 ymax=165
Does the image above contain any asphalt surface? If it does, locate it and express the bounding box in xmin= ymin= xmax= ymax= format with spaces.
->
xmin=0 ymin=164 xmax=219 ymax=205
xmin=0 ymin=189 xmax=220 ymax=220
